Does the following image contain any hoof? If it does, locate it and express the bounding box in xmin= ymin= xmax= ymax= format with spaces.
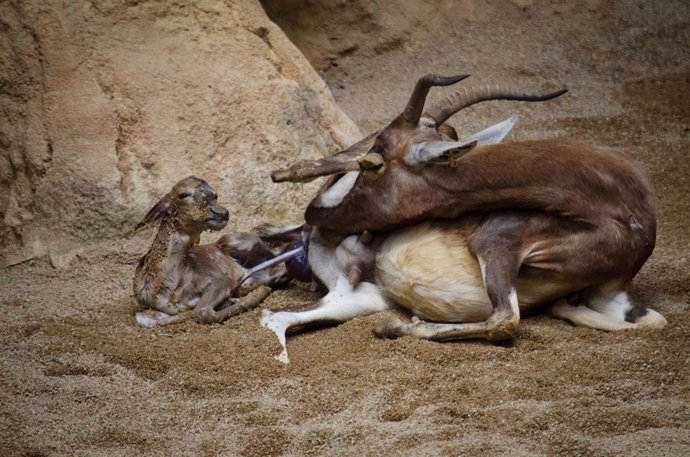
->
xmin=637 ymin=308 xmax=667 ymax=329
xmin=135 ymin=312 xmax=159 ymax=328
xmin=195 ymin=308 xmax=220 ymax=324
xmin=259 ymin=309 xmax=291 ymax=364
xmin=135 ymin=310 xmax=181 ymax=327
xmin=372 ymin=315 xmax=407 ymax=339
xmin=486 ymin=321 xmax=518 ymax=342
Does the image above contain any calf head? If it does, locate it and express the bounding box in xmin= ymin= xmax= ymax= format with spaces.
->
xmin=271 ymin=74 xmax=566 ymax=236
xmin=138 ymin=176 xmax=229 ymax=236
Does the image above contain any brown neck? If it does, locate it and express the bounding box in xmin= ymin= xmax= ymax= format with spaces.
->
xmin=307 ymin=140 xmax=653 ymax=236
xmin=439 ymin=141 xmax=651 ymax=224
xmin=148 ymin=219 xmax=199 ymax=261
xmin=431 ymin=149 xmax=591 ymax=221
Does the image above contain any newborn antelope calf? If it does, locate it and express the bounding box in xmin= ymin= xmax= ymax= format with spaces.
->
xmin=133 ymin=176 xmax=286 ymax=327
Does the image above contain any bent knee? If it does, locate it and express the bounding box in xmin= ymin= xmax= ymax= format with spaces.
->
xmin=195 ymin=307 xmax=220 ymax=324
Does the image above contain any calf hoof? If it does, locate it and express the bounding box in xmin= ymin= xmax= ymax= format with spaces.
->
xmin=373 ymin=315 xmax=407 ymax=339
xmin=135 ymin=311 xmax=160 ymax=328
xmin=195 ymin=308 xmax=220 ymax=325
xmin=135 ymin=310 xmax=181 ymax=328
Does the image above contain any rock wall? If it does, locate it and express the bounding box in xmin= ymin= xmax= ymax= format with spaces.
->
xmin=0 ymin=0 xmax=361 ymax=266
xmin=261 ymin=0 xmax=476 ymax=74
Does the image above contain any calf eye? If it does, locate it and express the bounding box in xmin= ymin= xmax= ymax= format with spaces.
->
xmin=178 ymin=192 xmax=191 ymax=200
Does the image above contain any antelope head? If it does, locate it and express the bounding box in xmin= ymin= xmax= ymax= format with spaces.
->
xmin=271 ymin=74 xmax=567 ymax=236
xmin=137 ymin=176 xmax=229 ymax=238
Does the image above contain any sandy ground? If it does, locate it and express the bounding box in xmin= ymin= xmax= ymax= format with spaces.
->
xmin=2 ymin=1 xmax=689 ymax=455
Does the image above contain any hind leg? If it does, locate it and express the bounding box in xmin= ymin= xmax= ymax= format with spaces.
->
xmin=552 ymin=285 xmax=666 ymax=330
xmin=260 ymin=274 xmax=390 ymax=363
xmin=372 ymin=285 xmax=520 ymax=342
xmin=135 ymin=310 xmax=188 ymax=328
xmin=134 ymin=294 xmax=196 ymax=328
xmin=374 ymin=213 xmax=526 ymax=342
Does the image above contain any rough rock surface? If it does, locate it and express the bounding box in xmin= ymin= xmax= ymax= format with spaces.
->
xmin=0 ymin=0 xmax=360 ymax=266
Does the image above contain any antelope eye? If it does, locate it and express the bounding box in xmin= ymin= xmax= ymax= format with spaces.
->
xmin=178 ymin=192 xmax=191 ymax=200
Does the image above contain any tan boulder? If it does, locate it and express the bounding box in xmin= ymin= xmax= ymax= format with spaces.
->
xmin=0 ymin=0 xmax=360 ymax=266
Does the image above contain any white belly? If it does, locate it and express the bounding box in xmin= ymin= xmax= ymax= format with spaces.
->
xmin=376 ymin=222 xmax=575 ymax=323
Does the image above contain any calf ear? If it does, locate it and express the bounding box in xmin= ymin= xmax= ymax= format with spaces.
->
xmin=136 ymin=195 xmax=172 ymax=229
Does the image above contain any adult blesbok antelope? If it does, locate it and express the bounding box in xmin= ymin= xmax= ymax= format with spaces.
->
xmin=262 ymin=74 xmax=666 ymax=363
xmin=133 ymin=176 xmax=290 ymax=327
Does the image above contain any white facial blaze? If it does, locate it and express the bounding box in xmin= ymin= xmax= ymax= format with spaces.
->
xmin=312 ymin=171 xmax=360 ymax=208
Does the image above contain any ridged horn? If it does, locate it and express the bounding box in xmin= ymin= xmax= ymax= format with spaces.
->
xmin=402 ymin=73 xmax=470 ymax=125
xmin=427 ymin=86 xmax=568 ymax=126
xmin=271 ymin=133 xmax=377 ymax=183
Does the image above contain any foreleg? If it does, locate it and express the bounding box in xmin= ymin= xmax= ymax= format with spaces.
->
xmin=195 ymin=280 xmax=235 ymax=324
xmin=215 ymin=286 xmax=272 ymax=321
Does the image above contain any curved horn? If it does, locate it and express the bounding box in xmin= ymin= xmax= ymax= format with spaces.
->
xmin=426 ymin=86 xmax=568 ymax=126
xmin=402 ymin=73 xmax=470 ymax=125
xmin=271 ymin=133 xmax=378 ymax=183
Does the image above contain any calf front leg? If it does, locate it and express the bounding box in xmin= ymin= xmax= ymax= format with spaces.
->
xmin=215 ymin=285 xmax=272 ymax=321
xmin=195 ymin=279 xmax=235 ymax=324
xmin=374 ymin=213 xmax=525 ymax=342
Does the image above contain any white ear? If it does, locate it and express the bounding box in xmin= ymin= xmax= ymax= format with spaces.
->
xmin=406 ymin=139 xmax=477 ymax=166
xmin=405 ymin=115 xmax=518 ymax=166
xmin=460 ymin=115 xmax=518 ymax=145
